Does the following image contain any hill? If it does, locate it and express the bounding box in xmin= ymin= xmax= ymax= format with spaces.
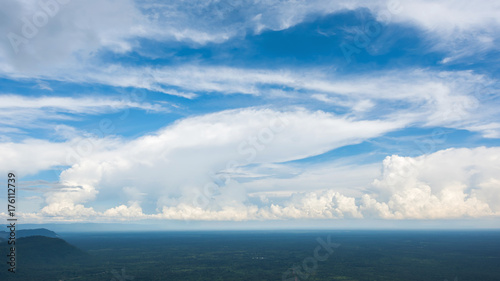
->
xmin=0 ymin=228 xmax=59 ymax=240
xmin=16 ymin=236 xmax=87 ymax=263
xmin=0 ymin=235 xmax=92 ymax=280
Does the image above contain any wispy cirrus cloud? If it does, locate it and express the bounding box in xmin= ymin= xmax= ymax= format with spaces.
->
xmin=1 ymin=0 xmax=499 ymax=76
xmin=17 ymin=65 xmax=498 ymax=137
xmin=0 ymin=94 xmax=167 ymax=131
xmin=2 ymin=64 xmax=499 ymax=140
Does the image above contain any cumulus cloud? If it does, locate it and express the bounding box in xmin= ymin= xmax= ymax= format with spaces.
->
xmin=362 ymin=147 xmax=500 ymax=219
xmin=4 ymin=102 xmax=499 ymax=222
xmin=151 ymin=147 xmax=500 ymax=221
xmin=38 ymin=108 xmax=401 ymax=216
xmin=0 ymin=107 xmax=400 ymax=219
xmin=103 ymin=202 xmax=145 ymax=220
xmin=265 ymin=190 xmax=362 ymax=219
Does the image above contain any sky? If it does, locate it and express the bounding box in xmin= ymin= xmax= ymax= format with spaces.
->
xmin=0 ymin=0 xmax=499 ymax=229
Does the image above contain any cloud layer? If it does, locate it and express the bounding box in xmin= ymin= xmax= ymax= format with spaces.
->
xmin=1 ymin=106 xmax=498 ymax=222
xmin=2 ymin=0 xmax=500 ymax=75
xmin=1 ymin=0 xmax=499 ymax=226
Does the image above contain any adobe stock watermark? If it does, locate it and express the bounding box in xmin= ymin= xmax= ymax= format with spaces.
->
xmin=187 ymin=114 xmax=289 ymax=218
xmin=395 ymin=83 xmax=497 ymax=179
xmin=410 ymin=83 xmax=497 ymax=158
xmin=212 ymin=0 xmax=237 ymax=20
xmin=7 ymin=0 xmax=71 ymax=54
xmin=282 ymin=235 xmax=340 ymax=281
xmin=340 ymin=0 xmax=403 ymax=63
xmin=52 ymin=80 xmax=151 ymax=179
xmin=110 ymin=267 xmax=134 ymax=281
xmin=64 ymin=89 xmax=147 ymax=166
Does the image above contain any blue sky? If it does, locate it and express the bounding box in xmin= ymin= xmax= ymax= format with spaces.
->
xmin=0 ymin=0 xmax=499 ymax=228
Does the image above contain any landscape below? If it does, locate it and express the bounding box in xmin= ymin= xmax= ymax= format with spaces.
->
xmin=1 ymin=229 xmax=499 ymax=280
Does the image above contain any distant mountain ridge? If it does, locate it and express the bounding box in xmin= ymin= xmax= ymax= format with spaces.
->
xmin=15 ymin=235 xmax=88 ymax=262
xmin=0 ymin=229 xmax=91 ymax=280
xmin=0 ymin=228 xmax=58 ymax=241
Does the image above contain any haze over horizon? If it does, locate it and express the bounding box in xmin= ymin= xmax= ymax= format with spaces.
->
xmin=1 ymin=0 xmax=500 ymax=229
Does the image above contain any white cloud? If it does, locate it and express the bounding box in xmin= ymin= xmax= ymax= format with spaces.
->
xmin=0 ymin=0 xmax=139 ymax=71
xmin=8 ymin=64 xmax=495 ymax=137
xmin=391 ymin=0 xmax=500 ymax=61
xmin=1 ymin=1 xmax=499 ymax=225
xmin=152 ymin=147 xmax=500 ymax=221
xmin=243 ymin=161 xmax=380 ymax=198
xmin=4 ymin=104 xmax=499 ymax=222
xmin=363 ymin=147 xmax=500 ymax=219
xmin=0 ymin=136 xmax=121 ymax=175
xmin=1 ymin=0 xmax=499 ymax=78
xmin=264 ymin=190 xmax=362 ymax=219
xmin=0 ymin=94 xmax=166 ymax=132
xmin=0 ymin=2 xmax=498 ymax=140
xmin=0 ymin=94 xmax=162 ymax=112
xmin=103 ymin=202 xmax=145 ymax=220
xmin=81 ymin=66 xmax=498 ymax=138
xmin=40 ymin=202 xmax=97 ymax=218
xmin=2 ymin=107 xmax=400 ymax=218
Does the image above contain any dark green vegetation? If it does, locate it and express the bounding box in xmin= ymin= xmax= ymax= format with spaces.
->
xmin=12 ymin=236 xmax=88 ymax=265
xmin=1 ymin=235 xmax=91 ymax=280
xmin=1 ymin=230 xmax=499 ymax=280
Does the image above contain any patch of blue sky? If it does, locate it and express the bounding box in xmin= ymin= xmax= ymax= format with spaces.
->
xmin=282 ymin=127 xmax=500 ymax=167
xmin=56 ymin=108 xmax=174 ymax=139
xmin=21 ymin=168 xmax=63 ymax=183
xmin=437 ymin=48 xmax=500 ymax=78
xmin=91 ymin=8 xmax=443 ymax=73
